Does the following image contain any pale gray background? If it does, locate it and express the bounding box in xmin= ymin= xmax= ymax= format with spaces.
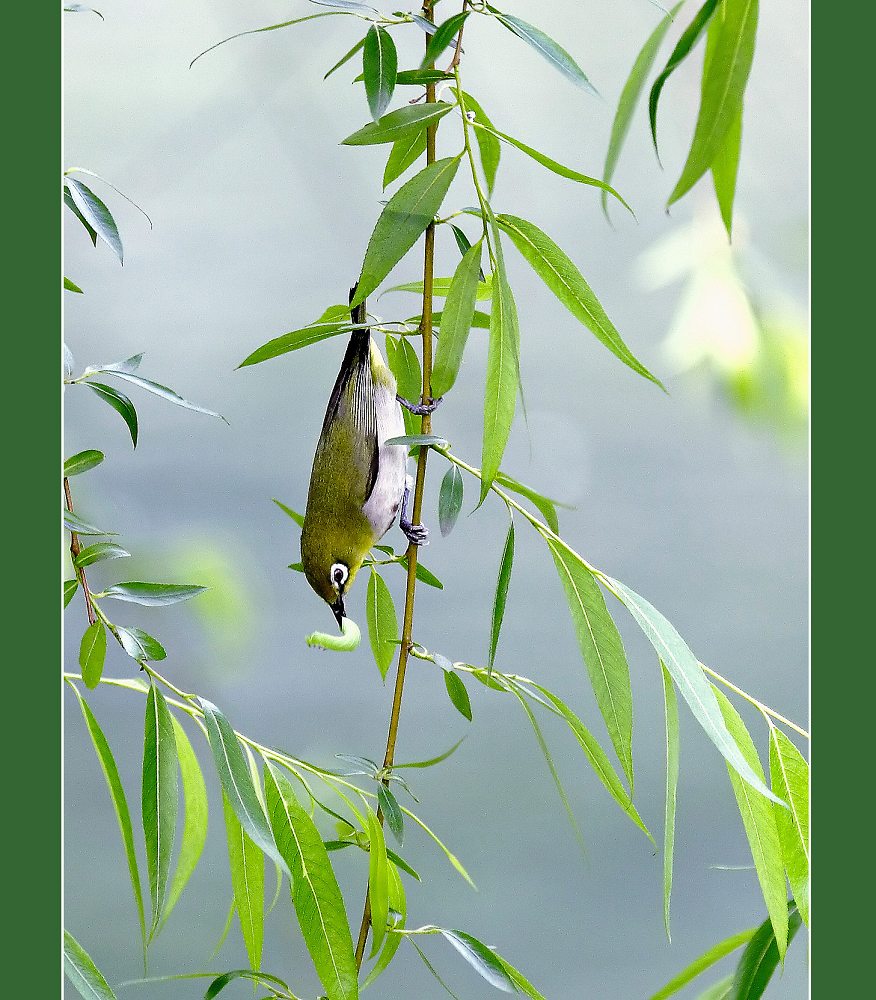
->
xmin=63 ymin=2 xmax=809 ymax=997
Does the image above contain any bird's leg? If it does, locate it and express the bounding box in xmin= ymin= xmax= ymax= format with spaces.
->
xmin=397 ymin=393 xmax=444 ymax=416
xmin=399 ymin=476 xmax=429 ymax=546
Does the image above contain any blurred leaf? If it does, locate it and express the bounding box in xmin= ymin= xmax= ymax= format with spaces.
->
xmin=410 ymin=13 xmax=439 ymax=35
xmin=489 ymin=521 xmax=514 ymax=668
xmin=116 ymin=626 xmax=167 ymax=663
xmin=342 ymin=102 xmax=454 ymax=145
xmin=366 ymin=570 xmax=399 ymax=681
xmin=383 ymin=129 xmax=427 ymax=188
xmin=100 ymin=352 xmax=144 ymax=373
xmin=712 ymin=109 xmax=742 ymax=238
xmin=696 ymin=978 xmax=734 ymax=1000
xmin=203 ymin=970 xmax=292 ymax=1000
xmin=715 ymin=689 xmax=788 ymax=957
xmin=438 ymin=465 xmax=464 ymax=536
xmin=239 ymin=322 xmax=354 ymax=367
xmin=325 ymin=35 xmax=365 ymax=78
xmin=768 ymin=727 xmax=809 ymax=925
xmin=362 ymin=860 xmax=406 ymax=988
xmin=440 ymin=928 xmax=517 ymax=992
xmin=64 ymin=579 xmax=79 ymax=607
xmin=489 ymin=9 xmax=597 ymax=96
xmin=86 ymin=382 xmax=138 ymax=447
xmin=649 ymin=0 xmax=721 ymax=154
xmin=311 ymin=0 xmax=379 ymax=11
xmin=457 ymin=91 xmax=500 ymax=193
xmin=444 ymin=671 xmax=472 ymax=721
xmin=64 ymin=186 xmax=98 ymax=245
xmin=602 ymin=4 xmax=681 ymax=218
xmin=222 ymin=791 xmax=265 ymax=970
xmin=363 ymin=25 xmax=397 ymax=120
xmin=378 ymin=784 xmax=405 ymax=845
xmin=606 ymin=576 xmax=782 ymax=804
xmin=730 ymin=902 xmax=802 ymax=1000
xmin=410 ymin=939 xmax=463 ymax=999
xmin=649 ymin=927 xmax=756 ymax=999
xmin=64 ymin=509 xmax=116 ymax=536
xmin=64 ymin=275 xmax=84 ymax=293
xmin=71 ymin=688 xmax=146 ymax=950
xmin=64 ymin=4 xmax=105 ymax=18
xmin=74 ymin=542 xmax=131 ymax=568
xmin=498 ymin=214 xmax=662 ymax=387
xmin=190 ymin=11 xmax=341 ymax=67
xmin=200 ymin=699 xmax=285 ymax=871
xmin=64 ymin=930 xmax=118 ymax=1000
xmin=102 ymin=582 xmax=207 ymax=606
xmin=79 ymin=621 xmax=107 ymax=690
xmin=431 ymin=239 xmax=482 ymax=398
xmin=272 ymin=498 xmax=305 ymax=527
xmin=162 ymin=717 xmax=209 ymax=925
xmin=65 ymin=177 xmax=123 ymax=263
xmin=65 ymin=449 xmax=105 ymax=477
xmin=495 ymin=472 xmax=564 ymax=535
xmin=422 ymin=11 xmax=468 ymax=67
xmin=366 ymin=805 xmax=390 ymax=957
xmin=661 ymin=663 xmax=680 ymax=940
xmin=351 ymin=156 xmax=461 ymax=306
xmin=94 ymin=370 xmax=224 ymax=420
xmin=548 ymin=543 xmax=634 ymax=790
xmin=142 ymin=682 xmax=179 ymax=935
xmin=668 ymin=0 xmax=759 ymax=206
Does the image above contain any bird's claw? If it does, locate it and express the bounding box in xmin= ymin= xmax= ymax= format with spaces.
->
xmin=397 ymin=393 xmax=444 ymax=416
xmin=400 ymin=518 xmax=429 ymax=546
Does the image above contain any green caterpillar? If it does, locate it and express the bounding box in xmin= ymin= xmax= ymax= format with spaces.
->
xmin=305 ymin=616 xmax=362 ymax=652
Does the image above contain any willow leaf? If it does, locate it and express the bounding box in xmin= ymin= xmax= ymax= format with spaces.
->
xmin=342 ymin=102 xmax=453 ymax=145
xmin=366 ymin=805 xmax=389 ymax=957
xmin=362 ymin=861 xmax=405 ymax=989
xmin=222 ymin=791 xmax=265 ymax=971
xmin=649 ymin=927 xmax=756 ymax=999
xmin=65 ymin=177 xmax=123 ymax=264
xmin=64 ymin=930 xmax=118 ymax=1000
xmin=489 ymin=521 xmax=515 ymax=668
xmin=431 ymin=238 xmax=483 ymax=398
xmin=730 ymin=902 xmax=802 ymax=1000
xmin=363 ymin=25 xmax=397 ymax=120
xmin=490 ymin=10 xmax=597 ymax=96
xmin=457 ymin=91 xmax=500 ymax=194
xmin=383 ymin=129 xmax=427 ymax=189
xmin=366 ymin=569 xmax=399 ymax=681
xmin=662 ymin=663 xmax=680 ymax=940
xmin=438 ymin=465 xmax=464 ymax=537
xmin=768 ymin=727 xmax=809 ymax=926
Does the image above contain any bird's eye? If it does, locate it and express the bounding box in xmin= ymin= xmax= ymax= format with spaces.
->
xmin=330 ymin=562 xmax=349 ymax=590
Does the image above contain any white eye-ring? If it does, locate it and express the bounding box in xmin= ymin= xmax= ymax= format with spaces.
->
xmin=330 ymin=562 xmax=349 ymax=590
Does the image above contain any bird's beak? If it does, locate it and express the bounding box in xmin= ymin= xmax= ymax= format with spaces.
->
xmin=331 ymin=596 xmax=345 ymax=629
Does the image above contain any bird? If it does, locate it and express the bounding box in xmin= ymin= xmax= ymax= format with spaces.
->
xmin=300 ymin=286 xmax=441 ymax=628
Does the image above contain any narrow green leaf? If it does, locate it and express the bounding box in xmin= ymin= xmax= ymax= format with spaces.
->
xmin=342 ymin=102 xmax=454 ymax=145
xmin=401 ymin=808 xmax=475 ymax=888
xmin=239 ymin=322 xmax=354 ymax=367
xmin=65 ymin=177 xmax=123 ymax=263
xmin=602 ymin=4 xmax=682 ymax=218
xmin=712 ymin=108 xmax=742 ymax=238
xmin=65 ymin=275 xmax=85 ymax=293
xmin=96 ymin=353 xmax=143 ymax=374
xmin=431 ymin=238 xmax=482 ymax=398
xmin=325 ymin=36 xmax=365 ymax=79
xmin=102 ymin=582 xmax=207 ymax=606
xmin=448 ymin=224 xmax=485 ymax=281
xmin=93 ymin=370 xmax=223 ymax=421
xmin=203 ymin=969 xmax=293 ymax=1000
xmin=396 ymin=68 xmax=452 ymax=86
xmin=351 ymin=156 xmax=461 ymax=306
xmin=548 ymin=544 xmax=634 ymax=791
xmin=384 ymin=275 xmax=492 ymax=300
xmin=71 ymin=688 xmax=146 ymax=950
xmin=366 ymin=570 xmax=399 ymax=681
xmin=64 ymin=930 xmax=118 ymax=1000
xmin=383 ymin=129 xmax=427 ymax=189
xmin=378 ymin=785 xmax=404 ymax=845
xmin=714 ymin=689 xmax=788 ymax=957
xmin=64 ymin=579 xmax=79 ymax=607
xmin=397 ymin=555 xmax=444 ymax=589
xmin=438 ymin=465 xmax=464 ymax=536
xmin=422 ymin=11 xmax=468 ymax=67
xmin=696 ymin=977 xmax=734 ymax=1000
xmin=222 ymin=792 xmax=265 ymax=970
xmin=162 ymin=717 xmax=209 ymax=924
xmin=395 ymin=737 xmax=465 ymax=770
xmin=386 ymin=334 xmax=421 ymax=435
xmin=440 ymin=928 xmax=517 ymax=992
xmin=495 ymin=471 xmax=565 ymax=535
xmin=730 ymin=902 xmax=802 ymax=1000
xmin=86 ymin=382 xmax=138 ymax=447
xmin=768 ymin=727 xmax=809 ymax=926
xmin=385 ymin=433 xmax=448 ymax=448
xmin=199 ymin=699 xmax=285 ymax=871
xmin=64 ymin=509 xmax=116 ymax=536
xmin=272 ymin=497 xmax=305 ymax=527
xmin=74 ymin=542 xmax=131 ymax=568
xmin=64 ymin=185 xmax=98 ymax=245
xmin=411 ymin=939 xmax=463 ymax=999
xmin=606 ymin=576 xmax=783 ymax=804
xmin=661 ymin=663 xmax=680 ymax=940
xmin=142 ymin=682 xmax=179 ymax=935
xmin=65 ymin=449 xmax=104 ymax=477
xmin=489 ymin=521 xmax=515 ymax=668
xmin=458 ymin=91 xmax=500 ymax=194
xmin=190 ymin=11 xmax=341 ymax=68
xmin=480 ymin=250 xmax=519 ymax=501
xmin=444 ymin=670 xmax=473 ymax=721
xmin=477 ymin=124 xmax=632 ymax=213
xmin=491 ymin=10 xmax=597 ymax=96
xmin=363 ymin=25 xmax=397 ymax=120
xmin=362 ymin=861 xmax=406 ymax=988
xmin=649 ymin=0 xmax=722 ymax=154
xmin=116 ymin=626 xmax=167 ymax=663
xmin=367 ymin=805 xmax=390 ymax=956
xmin=649 ymin=927 xmax=756 ymax=999
xmin=79 ymin=621 xmax=107 ymax=690
xmin=668 ymin=0 xmax=759 ymax=206
xmin=531 ymin=683 xmax=652 ymax=840
xmin=497 ymin=214 xmax=662 ymax=387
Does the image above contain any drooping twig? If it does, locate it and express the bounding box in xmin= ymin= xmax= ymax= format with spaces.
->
xmin=64 ymin=476 xmax=97 ymax=625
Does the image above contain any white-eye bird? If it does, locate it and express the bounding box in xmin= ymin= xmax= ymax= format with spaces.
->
xmin=300 ymin=287 xmax=440 ymax=627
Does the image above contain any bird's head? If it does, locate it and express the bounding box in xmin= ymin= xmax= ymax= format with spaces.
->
xmin=301 ymin=529 xmax=367 ymax=628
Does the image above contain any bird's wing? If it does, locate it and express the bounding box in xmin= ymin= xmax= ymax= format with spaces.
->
xmin=316 ymin=329 xmax=379 ymax=503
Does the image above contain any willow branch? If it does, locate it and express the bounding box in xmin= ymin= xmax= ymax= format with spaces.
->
xmin=64 ymin=476 xmax=97 ymax=625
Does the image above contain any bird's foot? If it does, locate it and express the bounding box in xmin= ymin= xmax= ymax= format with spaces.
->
xmin=397 ymin=393 xmax=444 ymax=416
xmin=399 ymin=482 xmax=429 ymax=546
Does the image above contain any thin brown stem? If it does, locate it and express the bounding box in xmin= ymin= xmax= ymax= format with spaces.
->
xmin=446 ymin=0 xmax=470 ymax=71
xmin=354 ymin=1 xmax=439 ymax=971
xmin=64 ymin=476 xmax=96 ymax=625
